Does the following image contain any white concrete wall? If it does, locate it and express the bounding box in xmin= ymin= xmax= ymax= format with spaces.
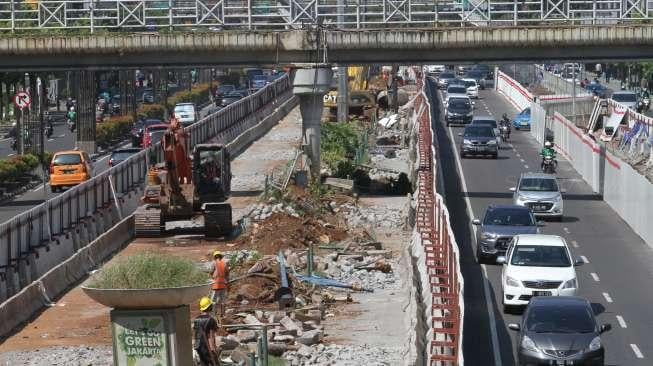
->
xmin=496 ymin=70 xmax=533 ymax=111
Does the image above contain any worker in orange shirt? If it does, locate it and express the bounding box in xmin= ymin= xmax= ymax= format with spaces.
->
xmin=210 ymin=251 xmax=229 ymax=318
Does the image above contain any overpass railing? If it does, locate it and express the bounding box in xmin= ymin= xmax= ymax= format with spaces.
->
xmin=0 ymin=74 xmax=291 ymax=275
xmin=0 ymin=0 xmax=650 ymax=32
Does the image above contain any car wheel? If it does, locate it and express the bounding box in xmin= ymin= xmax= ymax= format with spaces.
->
xmin=556 ymin=215 xmax=563 ymax=222
xmin=515 ymin=127 xmax=520 ymax=130
xmin=492 ymin=152 xmax=498 ymax=159
xmin=476 ymin=247 xmax=485 ymax=264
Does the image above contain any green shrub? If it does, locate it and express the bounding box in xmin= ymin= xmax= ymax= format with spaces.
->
xmin=167 ymin=83 xmax=211 ymax=109
xmin=88 ymin=252 xmax=210 ymax=289
xmin=0 ymin=153 xmax=42 ymax=182
xmin=321 ymin=121 xmax=363 ymax=178
xmin=96 ymin=115 xmax=135 ymax=149
xmin=136 ymin=104 xmax=166 ymax=120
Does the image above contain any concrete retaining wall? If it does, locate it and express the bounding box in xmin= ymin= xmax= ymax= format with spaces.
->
xmin=0 ymin=91 xmax=298 ymax=339
xmin=496 ymin=70 xmax=532 ymax=112
xmin=553 ymin=112 xmax=653 ymax=247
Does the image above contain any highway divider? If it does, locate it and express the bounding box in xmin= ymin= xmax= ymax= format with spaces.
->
xmin=409 ymin=76 xmax=464 ymax=365
xmin=0 ymin=74 xmax=293 ymax=305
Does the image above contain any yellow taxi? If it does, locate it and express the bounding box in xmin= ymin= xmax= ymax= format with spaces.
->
xmin=49 ymin=149 xmax=94 ymax=193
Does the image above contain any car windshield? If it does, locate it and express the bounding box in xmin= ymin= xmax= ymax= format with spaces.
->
xmin=175 ymin=105 xmax=194 ymax=113
xmin=218 ymin=85 xmax=234 ymax=91
xmin=526 ymin=305 xmax=595 ymax=333
xmin=463 ymin=80 xmax=476 ymax=88
xmin=473 ymin=120 xmax=497 ymax=128
xmin=520 ymin=108 xmax=531 ymax=115
xmin=510 ymin=245 xmax=571 ymax=267
xmin=53 ymin=153 xmax=82 ymax=166
xmin=519 ymin=178 xmax=558 ymax=192
xmin=613 ymin=93 xmax=637 ymax=102
xmin=464 ymin=126 xmax=494 ymax=137
xmin=484 ymin=208 xmax=534 ymax=226
xmin=440 ymin=72 xmax=455 ymax=79
xmin=449 ymin=99 xmax=471 ymax=109
xmin=448 ymin=86 xmax=467 ymax=94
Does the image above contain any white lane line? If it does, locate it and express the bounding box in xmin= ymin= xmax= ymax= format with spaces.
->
xmin=448 ymin=123 xmax=502 ymax=366
xmin=580 ymin=255 xmax=590 ymax=263
xmin=563 ymin=227 xmax=570 ymax=234
xmin=508 ymin=144 xmax=514 ymax=149
xmin=590 ymin=272 xmax=600 ymax=282
xmin=8 ymin=153 xmax=15 ymax=157
xmin=602 ymin=292 xmax=613 ymax=303
xmin=571 ymin=240 xmax=579 ymax=248
xmin=524 ymin=165 xmax=529 ymax=169
xmin=47 ymin=138 xmax=54 ymax=142
xmin=0 ymin=137 xmax=11 ymax=142
xmin=616 ymin=315 xmax=627 ymax=328
xmin=519 ymin=158 xmax=525 ymax=163
xmin=631 ymin=344 xmax=644 ymax=359
xmin=516 ymin=153 xmax=521 ymax=157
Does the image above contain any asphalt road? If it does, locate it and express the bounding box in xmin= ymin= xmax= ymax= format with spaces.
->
xmin=426 ymin=78 xmax=653 ymax=365
xmin=0 ymin=122 xmax=75 ymax=158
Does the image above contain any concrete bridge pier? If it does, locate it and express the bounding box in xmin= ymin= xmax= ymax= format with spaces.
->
xmin=75 ymin=70 xmax=96 ymax=154
xmin=119 ymin=70 xmax=136 ymax=118
xmin=292 ymin=67 xmax=333 ymax=178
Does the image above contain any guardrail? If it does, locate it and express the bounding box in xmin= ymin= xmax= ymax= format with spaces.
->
xmin=0 ymin=0 xmax=650 ymax=32
xmin=412 ymin=76 xmax=464 ymax=365
xmin=0 ymin=74 xmax=291 ymax=280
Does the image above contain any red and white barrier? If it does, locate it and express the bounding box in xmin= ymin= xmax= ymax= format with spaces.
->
xmin=496 ymin=71 xmax=533 ymax=112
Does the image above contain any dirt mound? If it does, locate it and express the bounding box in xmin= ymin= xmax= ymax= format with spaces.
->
xmin=236 ymin=213 xmax=348 ymax=255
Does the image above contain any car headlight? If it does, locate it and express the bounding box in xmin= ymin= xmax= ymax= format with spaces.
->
xmin=562 ymin=278 xmax=577 ymax=289
xmin=506 ymin=276 xmax=520 ymax=287
xmin=588 ymin=336 xmax=601 ymax=351
xmin=487 ymin=140 xmax=497 ymax=145
xmin=481 ymin=232 xmax=497 ymax=240
xmin=463 ymin=139 xmax=471 ymax=145
xmin=516 ymin=194 xmax=528 ymax=202
xmin=554 ymin=195 xmax=563 ymax=202
xmin=467 ymin=112 xmax=473 ymax=116
xmin=521 ymin=335 xmax=539 ymax=352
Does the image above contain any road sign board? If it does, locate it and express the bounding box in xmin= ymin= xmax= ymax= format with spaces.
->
xmin=14 ymin=92 xmax=31 ymax=109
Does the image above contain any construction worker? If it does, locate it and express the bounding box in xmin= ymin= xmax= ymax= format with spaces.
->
xmin=210 ymin=250 xmax=229 ymax=318
xmin=193 ymin=297 xmax=219 ymax=366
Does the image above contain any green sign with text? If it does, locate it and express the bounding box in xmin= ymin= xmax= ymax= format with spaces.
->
xmin=112 ymin=314 xmax=169 ymax=366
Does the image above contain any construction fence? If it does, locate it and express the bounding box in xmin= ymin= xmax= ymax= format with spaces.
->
xmin=409 ymin=76 xmax=464 ymax=365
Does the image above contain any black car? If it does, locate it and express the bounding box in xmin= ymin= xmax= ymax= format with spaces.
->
xmin=471 ymin=64 xmax=494 ymax=80
xmin=509 ymin=296 xmax=611 ymax=366
xmin=213 ymin=84 xmax=236 ymax=105
xmin=220 ymin=91 xmax=247 ymax=107
xmin=464 ymin=70 xmax=488 ymax=89
xmin=445 ymin=97 xmax=473 ymax=126
xmin=131 ymin=119 xmax=163 ymax=147
xmin=109 ymin=148 xmax=141 ymax=167
xmin=437 ymin=72 xmax=458 ymax=89
xmin=459 ymin=124 xmax=498 ymax=158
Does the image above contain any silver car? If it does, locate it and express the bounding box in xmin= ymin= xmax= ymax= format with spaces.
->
xmin=611 ymin=91 xmax=638 ymax=111
xmin=473 ymin=205 xmax=541 ymax=263
xmin=511 ymin=173 xmax=564 ymax=220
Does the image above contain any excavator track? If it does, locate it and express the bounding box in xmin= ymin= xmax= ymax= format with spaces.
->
xmin=204 ymin=203 xmax=233 ymax=238
xmin=134 ymin=205 xmax=163 ymax=237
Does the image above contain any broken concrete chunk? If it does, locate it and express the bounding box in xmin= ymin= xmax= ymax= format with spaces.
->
xmin=216 ymin=335 xmax=240 ymax=350
xmin=235 ymin=329 xmax=257 ymax=343
xmin=273 ymin=334 xmax=295 ymax=343
xmin=243 ymin=314 xmax=261 ymax=325
xmin=280 ymin=316 xmax=301 ymax=332
xmin=296 ymin=329 xmax=323 ymax=346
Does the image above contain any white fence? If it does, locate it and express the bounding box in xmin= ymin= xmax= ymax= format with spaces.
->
xmin=495 ymin=70 xmax=532 ymax=112
xmin=553 ymin=112 xmax=653 ymax=246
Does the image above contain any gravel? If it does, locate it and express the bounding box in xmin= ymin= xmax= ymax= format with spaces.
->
xmin=284 ymin=344 xmax=404 ymax=366
xmin=323 ymin=255 xmax=398 ymax=290
xmin=0 ymin=345 xmax=113 ymax=366
xmin=341 ymin=203 xmax=406 ymax=229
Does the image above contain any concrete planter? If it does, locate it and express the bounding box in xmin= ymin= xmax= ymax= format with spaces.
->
xmin=81 ymin=280 xmax=212 ymax=309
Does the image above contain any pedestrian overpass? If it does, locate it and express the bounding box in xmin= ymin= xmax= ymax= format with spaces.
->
xmin=2 ymin=0 xmax=653 ymax=69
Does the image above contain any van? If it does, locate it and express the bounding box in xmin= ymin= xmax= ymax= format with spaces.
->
xmin=173 ymin=103 xmax=197 ymax=127
xmin=50 ymin=150 xmax=94 ymax=192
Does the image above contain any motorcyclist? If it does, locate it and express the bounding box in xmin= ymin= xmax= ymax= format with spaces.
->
xmin=540 ymin=141 xmax=557 ymax=170
xmin=67 ymin=106 xmax=77 ymax=122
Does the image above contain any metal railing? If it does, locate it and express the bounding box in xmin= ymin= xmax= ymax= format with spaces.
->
xmin=0 ymin=74 xmax=291 ymax=273
xmin=0 ymin=0 xmax=651 ymax=32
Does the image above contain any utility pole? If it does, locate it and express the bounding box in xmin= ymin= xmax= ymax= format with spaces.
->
xmin=572 ymin=64 xmax=577 ymax=125
xmin=336 ymin=65 xmax=348 ymax=123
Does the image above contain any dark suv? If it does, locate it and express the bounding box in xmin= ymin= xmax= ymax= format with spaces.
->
xmin=473 ymin=205 xmax=540 ymax=263
xmin=459 ymin=124 xmax=498 ymax=158
xmin=445 ymin=97 xmax=473 ymax=126
xmin=509 ymin=296 xmax=611 ymax=366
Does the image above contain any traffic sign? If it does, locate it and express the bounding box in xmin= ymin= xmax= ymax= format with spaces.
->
xmin=14 ymin=92 xmax=31 ymax=110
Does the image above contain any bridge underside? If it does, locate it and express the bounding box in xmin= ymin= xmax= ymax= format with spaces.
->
xmin=3 ymin=26 xmax=653 ymax=70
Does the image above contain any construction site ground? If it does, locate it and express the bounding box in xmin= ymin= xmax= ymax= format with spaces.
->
xmin=0 ymin=95 xmax=417 ymax=365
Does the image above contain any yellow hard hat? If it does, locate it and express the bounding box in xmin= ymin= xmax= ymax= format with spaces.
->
xmin=199 ymin=297 xmax=213 ymax=312
xmin=213 ymin=250 xmax=222 ymax=258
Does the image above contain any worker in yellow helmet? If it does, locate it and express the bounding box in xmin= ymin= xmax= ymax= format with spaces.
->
xmin=193 ymin=297 xmax=219 ymax=366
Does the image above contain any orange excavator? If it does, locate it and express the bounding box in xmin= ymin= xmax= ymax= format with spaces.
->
xmin=134 ymin=118 xmax=232 ymax=237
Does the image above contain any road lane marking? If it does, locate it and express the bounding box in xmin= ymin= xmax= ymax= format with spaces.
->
xmin=519 ymin=158 xmax=525 ymax=163
xmin=524 ymin=165 xmax=529 ymax=169
xmin=631 ymin=344 xmax=644 ymax=359
xmin=516 ymin=153 xmax=521 ymax=157
xmin=602 ymin=292 xmax=613 ymax=303
xmin=447 ymin=122 xmax=502 ymax=366
xmin=47 ymin=138 xmax=54 ymax=142
xmin=590 ymin=272 xmax=600 ymax=282
xmin=616 ymin=315 xmax=627 ymax=328
xmin=8 ymin=153 xmax=15 ymax=156
xmin=563 ymin=227 xmax=570 ymax=234
xmin=571 ymin=240 xmax=579 ymax=248
xmin=580 ymin=255 xmax=589 ymax=263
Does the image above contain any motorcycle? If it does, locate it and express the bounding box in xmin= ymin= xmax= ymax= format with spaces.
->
xmin=542 ymin=155 xmax=557 ymax=174
xmin=67 ymin=118 xmax=76 ymax=132
xmin=45 ymin=124 xmax=53 ymax=138
xmin=499 ymin=123 xmax=511 ymax=142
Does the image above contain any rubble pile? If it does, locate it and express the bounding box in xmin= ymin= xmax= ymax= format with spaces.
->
xmin=323 ymin=255 xmax=397 ymax=290
xmin=341 ymin=202 xmax=406 ymax=229
xmin=284 ymin=343 xmax=404 ymax=366
xmin=249 ymin=202 xmax=300 ymax=220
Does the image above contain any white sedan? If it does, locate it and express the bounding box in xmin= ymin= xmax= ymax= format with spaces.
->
xmin=462 ymin=78 xmax=479 ymax=99
xmin=498 ymin=234 xmax=583 ymax=312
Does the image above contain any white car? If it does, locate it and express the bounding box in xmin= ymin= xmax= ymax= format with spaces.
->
xmin=462 ymin=78 xmax=479 ymax=99
xmin=425 ymin=65 xmax=446 ymax=75
xmin=174 ymin=103 xmax=197 ymax=127
xmin=498 ymin=234 xmax=582 ymax=311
